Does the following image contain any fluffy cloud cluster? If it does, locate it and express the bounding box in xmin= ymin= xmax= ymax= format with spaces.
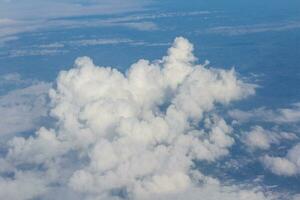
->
xmin=262 ymin=143 xmax=300 ymax=176
xmin=229 ymin=102 xmax=300 ymax=178
xmin=229 ymin=103 xmax=300 ymax=124
xmin=0 ymin=80 xmax=50 ymax=138
xmin=243 ymin=126 xmax=297 ymax=150
xmin=0 ymin=37 xmax=273 ymax=200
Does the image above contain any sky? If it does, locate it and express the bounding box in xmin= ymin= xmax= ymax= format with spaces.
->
xmin=0 ymin=0 xmax=300 ymax=199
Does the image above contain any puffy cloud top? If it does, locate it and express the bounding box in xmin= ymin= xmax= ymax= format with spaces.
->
xmin=262 ymin=143 xmax=300 ymax=177
xmin=1 ymin=37 xmax=265 ymax=200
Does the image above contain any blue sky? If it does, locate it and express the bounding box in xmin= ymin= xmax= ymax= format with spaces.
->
xmin=0 ymin=0 xmax=300 ymax=199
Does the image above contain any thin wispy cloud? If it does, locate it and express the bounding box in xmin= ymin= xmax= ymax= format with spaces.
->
xmin=1 ymin=37 xmax=171 ymax=58
xmin=0 ymin=7 xmax=212 ymax=45
xmin=203 ymin=21 xmax=300 ymax=36
xmin=0 ymin=0 xmax=152 ymax=42
xmin=0 ymin=0 xmax=150 ymax=20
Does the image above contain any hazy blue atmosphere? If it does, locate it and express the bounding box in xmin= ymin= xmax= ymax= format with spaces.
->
xmin=0 ymin=0 xmax=300 ymax=199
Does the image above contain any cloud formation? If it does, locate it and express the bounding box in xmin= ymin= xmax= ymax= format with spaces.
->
xmin=262 ymin=143 xmax=300 ymax=176
xmin=0 ymin=78 xmax=51 ymax=138
xmin=0 ymin=37 xmax=275 ymax=200
xmin=229 ymin=103 xmax=300 ymax=124
xmin=242 ymin=126 xmax=297 ymax=150
xmin=204 ymin=21 xmax=300 ymax=36
xmin=0 ymin=0 xmax=149 ymax=20
xmin=0 ymin=0 xmax=151 ymax=43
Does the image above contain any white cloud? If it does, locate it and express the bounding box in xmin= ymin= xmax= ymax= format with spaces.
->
xmin=2 ymin=37 xmax=170 ymax=58
xmin=203 ymin=21 xmax=300 ymax=36
xmin=243 ymin=126 xmax=297 ymax=150
xmin=38 ymin=42 xmax=65 ymax=48
xmin=0 ymin=0 xmax=152 ymax=41
xmin=8 ymin=49 xmax=68 ymax=57
xmin=138 ymin=181 xmax=270 ymax=200
xmin=0 ymin=18 xmax=39 ymax=39
xmin=244 ymin=126 xmax=272 ymax=150
xmin=0 ymin=8 xmax=212 ymax=44
xmin=262 ymin=155 xmax=297 ymax=176
xmin=0 ymin=37 xmax=273 ymax=200
xmin=0 ymin=0 xmax=150 ymax=20
xmin=262 ymin=143 xmax=300 ymax=176
xmin=229 ymin=103 xmax=300 ymax=124
xmin=0 ymin=80 xmax=51 ymax=138
xmin=0 ymin=171 xmax=46 ymax=200
xmin=0 ymin=73 xmax=22 ymax=84
xmin=119 ymin=22 xmax=158 ymax=31
xmin=0 ymin=18 xmax=17 ymax=25
xmin=69 ymin=38 xmax=133 ymax=47
xmin=0 ymin=35 xmax=18 ymax=46
xmin=2 ymin=38 xmax=133 ymax=58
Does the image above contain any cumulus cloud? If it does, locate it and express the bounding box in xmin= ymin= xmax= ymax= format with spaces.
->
xmin=261 ymin=143 xmax=300 ymax=176
xmin=0 ymin=171 xmax=46 ymax=200
xmin=243 ymin=126 xmax=297 ymax=150
xmin=0 ymin=37 xmax=272 ymax=200
xmin=229 ymin=103 xmax=300 ymax=124
xmin=0 ymin=80 xmax=51 ymax=138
